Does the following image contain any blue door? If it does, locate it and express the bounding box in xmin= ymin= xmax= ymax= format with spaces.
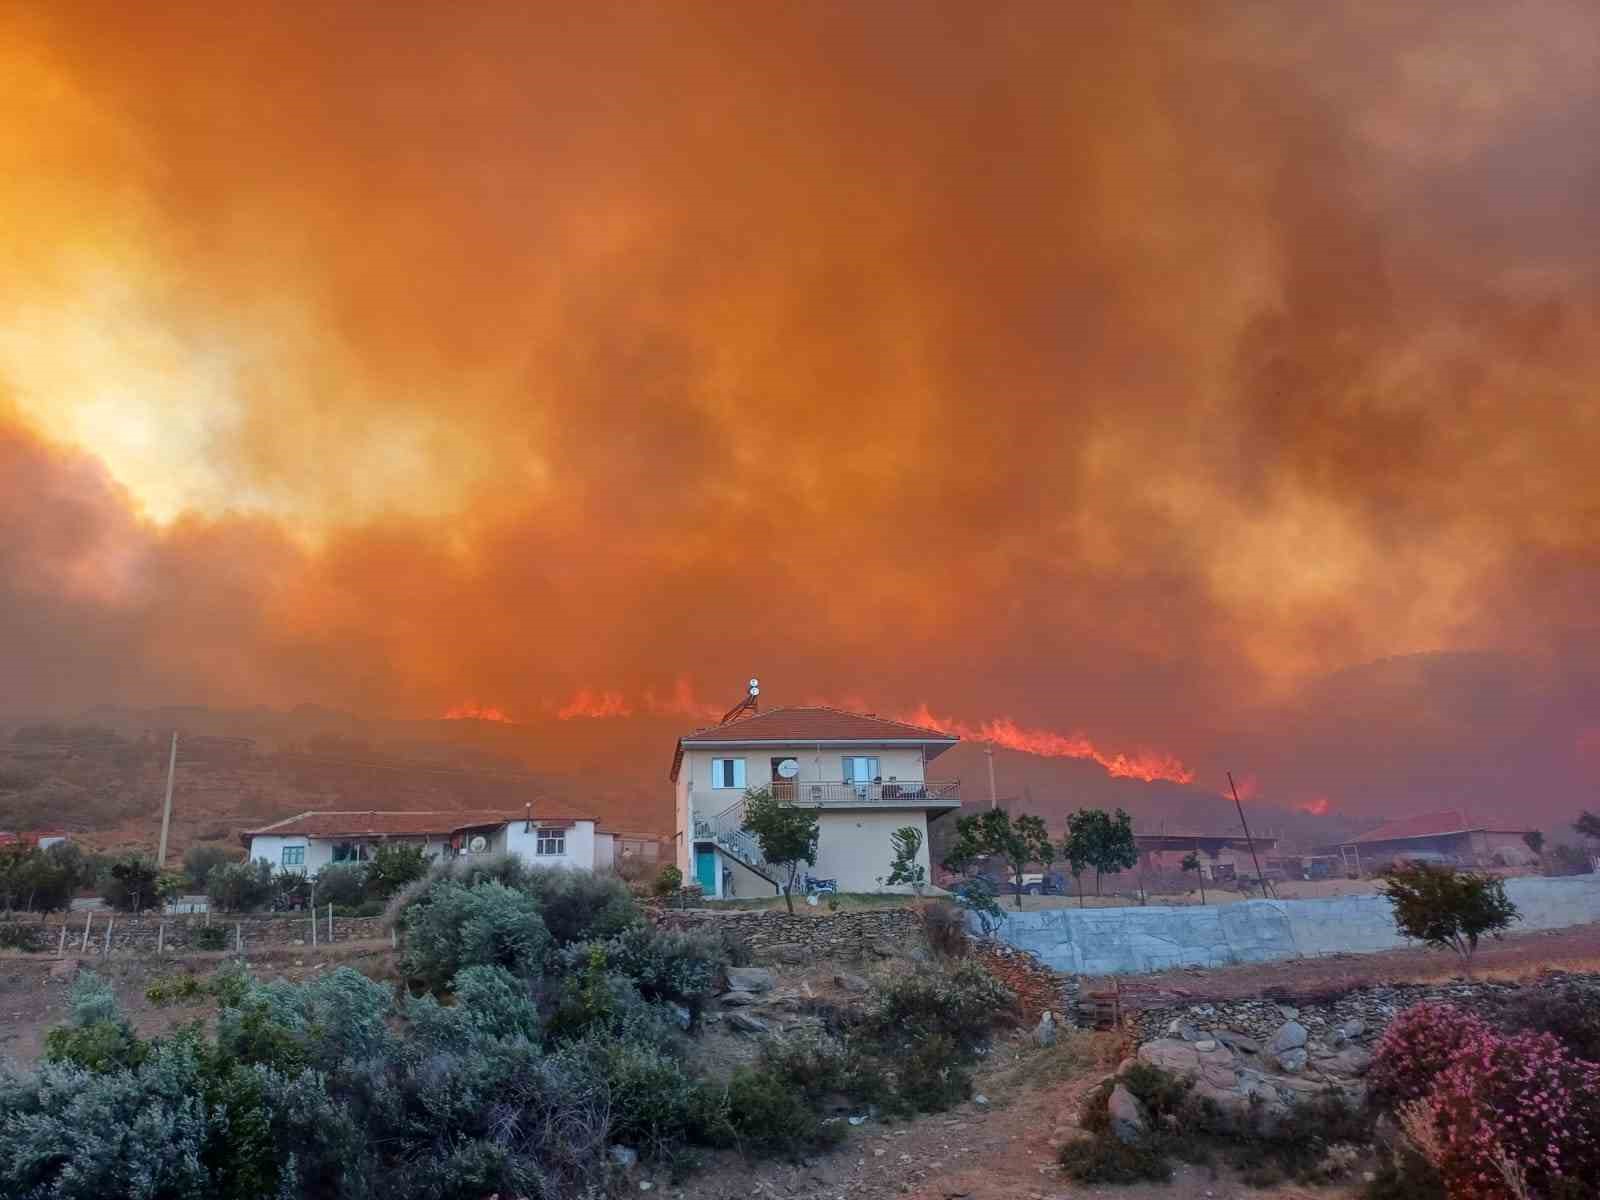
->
xmin=695 ymin=848 xmax=718 ymax=895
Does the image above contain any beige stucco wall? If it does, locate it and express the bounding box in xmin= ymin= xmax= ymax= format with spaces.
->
xmin=813 ymin=809 xmax=933 ymax=893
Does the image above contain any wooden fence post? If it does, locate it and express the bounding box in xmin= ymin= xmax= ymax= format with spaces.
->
xmin=104 ymin=914 xmax=114 ymax=956
xmin=235 ymin=922 xmax=242 ymax=956
xmin=81 ymin=911 xmax=92 ymax=952
xmin=157 ymin=923 xmax=165 ymax=955
xmin=57 ymin=924 xmax=67 ymax=958
xmin=310 ymin=906 xmax=317 ymax=948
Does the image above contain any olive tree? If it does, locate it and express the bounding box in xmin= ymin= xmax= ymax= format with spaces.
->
xmin=739 ymin=788 xmax=819 ymax=915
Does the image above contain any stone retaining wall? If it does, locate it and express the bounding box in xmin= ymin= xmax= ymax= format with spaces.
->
xmin=656 ymin=906 xmax=922 ymax=962
xmin=981 ymin=875 xmax=1600 ymax=975
xmin=4 ymin=912 xmax=388 ymax=954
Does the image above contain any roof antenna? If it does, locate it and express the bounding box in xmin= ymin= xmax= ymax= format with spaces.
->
xmin=720 ymin=677 xmax=760 ymax=725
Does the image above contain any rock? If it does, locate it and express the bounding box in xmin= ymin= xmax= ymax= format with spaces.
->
xmin=1278 ymin=1005 xmax=1299 ymax=1020
xmin=726 ymin=967 xmax=776 ymax=993
xmin=1326 ymin=1046 xmax=1373 ymax=1077
xmin=870 ymin=940 xmax=898 ymax=958
xmin=667 ymin=1002 xmax=692 ymax=1031
xmin=1107 ymin=1084 xmax=1148 ymax=1145
xmin=973 ymin=1094 xmax=990 ymax=1107
xmin=1193 ymin=1038 xmax=1218 ymax=1052
xmin=770 ymin=942 xmax=806 ymax=965
xmin=1214 ymin=1030 xmax=1261 ymax=1055
xmin=721 ymin=992 xmax=758 ymax=1007
xmin=833 ymin=972 xmax=871 ymax=994
xmin=848 ymin=1115 xmax=869 ymax=1126
xmin=1337 ymin=1019 xmax=1365 ymax=1041
xmin=608 ymin=1145 xmax=639 ymax=1169
xmin=1274 ymin=1047 xmax=1309 ymax=1074
xmin=638 ymin=1182 xmax=653 ymax=1193
xmin=1137 ymin=1039 xmax=1200 ymax=1074
xmin=1034 ymin=1011 xmax=1058 ymax=1048
xmin=1267 ymin=1020 xmax=1308 ymax=1055
xmin=727 ymin=1011 xmax=770 ymax=1034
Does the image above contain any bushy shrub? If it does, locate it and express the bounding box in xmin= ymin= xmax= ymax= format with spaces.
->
xmin=722 ymin=1065 xmax=845 ymax=1157
xmin=216 ymin=967 xmax=395 ymax=1075
xmin=572 ymin=924 xmax=730 ymax=1012
xmin=867 ymin=960 xmax=1013 ymax=1044
xmin=313 ymin=862 xmax=368 ymax=907
xmin=653 ymin=864 xmax=683 ymax=897
xmin=103 ymin=855 xmax=162 ymax=912
xmin=1424 ymin=1027 xmax=1600 ymax=1198
xmin=400 ymin=879 xmax=551 ymax=990
xmin=43 ymin=971 xmax=146 ymax=1073
xmin=191 ymin=925 xmax=228 ymax=951
xmin=364 ymin=843 xmax=430 ymax=900
xmin=145 ymin=974 xmax=207 ymax=1005
xmin=1058 ymin=1134 xmax=1173 ymax=1183
xmin=207 ymin=859 xmax=276 ymax=912
xmin=1369 ymin=1001 xmax=1491 ymax=1105
xmin=916 ymin=900 xmax=968 ymax=958
xmin=519 ymin=866 xmax=641 ymax=945
xmin=182 ymin=844 xmax=233 ymax=890
xmin=406 ymin=964 xmax=544 ymax=1048
xmin=1490 ymin=984 xmax=1600 ymax=1061
xmin=0 ymin=921 xmax=42 ymax=951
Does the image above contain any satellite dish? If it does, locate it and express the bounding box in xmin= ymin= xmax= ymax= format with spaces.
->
xmin=468 ymin=835 xmax=488 ymax=853
xmin=777 ymin=758 xmax=799 ymax=779
xmin=749 ymin=677 xmax=759 ymax=688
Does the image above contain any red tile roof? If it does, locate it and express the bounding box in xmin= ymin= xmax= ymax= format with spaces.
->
xmin=240 ymin=810 xmax=593 ymax=845
xmin=1342 ymin=809 xmax=1534 ymax=845
xmin=671 ymin=705 xmax=958 ymax=780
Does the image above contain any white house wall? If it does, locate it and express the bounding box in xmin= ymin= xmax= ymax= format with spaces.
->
xmin=247 ymin=826 xmax=600 ymax=874
xmin=814 ymin=810 xmax=932 ymax=893
xmin=503 ymin=820 xmax=599 ymax=870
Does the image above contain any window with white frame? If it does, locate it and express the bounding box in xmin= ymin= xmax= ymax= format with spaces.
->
xmin=842 ymin=756 xmax=880 ymax=784
xmin=535 ymin=828 xmax=566 ymax=856
xmin=710 ymin=757 xmax=746 ymax=788
xmin=281 ymin=845 xmax=305 ymax=867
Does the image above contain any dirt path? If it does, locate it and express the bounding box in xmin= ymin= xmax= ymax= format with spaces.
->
xmin=1085 ymin=921 xmax=1600 ymax=1010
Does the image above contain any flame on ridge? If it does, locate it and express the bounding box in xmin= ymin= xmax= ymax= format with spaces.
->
xmin=442 ymin=702 xmax=515 ymax=723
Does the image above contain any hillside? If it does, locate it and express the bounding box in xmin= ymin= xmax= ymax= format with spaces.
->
xmin=0 ymin=704 xmax=1357 ymax=862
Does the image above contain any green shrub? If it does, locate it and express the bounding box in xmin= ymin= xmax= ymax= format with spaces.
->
xmin=867 ymin=960 xmax=1012 ymax=1045
xmin=207 ymin=859 xmax=276 ymax=913
xmin=399 ymin=879 xmax=551 ymax=990
xmin=312 ymin=862 xmax=368 ymax=907
xmin=0 ymin=921 xmax=42 ymax=951
xmin=181 ymin=844 xmax=233 ymax=890
xmin=43 ymin=1021 xmax=149 ymax=1073
xmin=364 ymin=843 xmax=430 ymax=900
xmin=1058 ymin=1135 xmax=1172 ymax=1183
xmin=653 ymin=864 xmax=683 ymax=897
xmin=573 ymin=924 xmax=730 ymax=1013
xmin=145 ymin=974 xmax=207 ymax=1005
xmin=103 ymin=855 xmax=162 ymax=912
xmin=722 ymin=1065 xmax=845 ymax=1158
xmin=191 ymin=925 xmax=228 ymax=951
xmin=519 ymin=866 xmax=641 ymax=945
xmin=894 ymin=1033 xmax=972 ymax=1111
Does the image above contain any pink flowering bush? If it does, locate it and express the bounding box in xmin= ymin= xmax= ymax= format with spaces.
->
xmin=1427 ymin=1027 xmax=1600 ymax=1199
xmin=1369 ymin=1001 xmax=1491 ymax=1105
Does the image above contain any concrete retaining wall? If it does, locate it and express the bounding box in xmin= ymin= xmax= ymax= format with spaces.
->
xmin=980 ymin=875 xmax=1600 ymax=976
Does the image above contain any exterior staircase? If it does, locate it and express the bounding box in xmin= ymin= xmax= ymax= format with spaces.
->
xmin=694 ymin=798 xmax=778 ymax=884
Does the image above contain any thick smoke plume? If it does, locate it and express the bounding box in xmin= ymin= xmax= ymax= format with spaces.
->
xmin=2 ymin=1 xmax=1599 ymax=824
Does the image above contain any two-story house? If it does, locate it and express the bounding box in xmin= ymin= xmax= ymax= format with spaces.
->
xmin=671 ymin=706 xmax=961 ymax=898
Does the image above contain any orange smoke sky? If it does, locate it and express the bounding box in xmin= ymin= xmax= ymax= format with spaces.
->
xmin=3 ymin=1 xmax=1600 ymax=823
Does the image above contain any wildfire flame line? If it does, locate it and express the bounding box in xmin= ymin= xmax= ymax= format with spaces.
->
xmin=900 ymin=704 xmax=1195 ymax=785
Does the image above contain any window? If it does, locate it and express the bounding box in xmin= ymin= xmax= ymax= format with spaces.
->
xmin=842 ymin=756 xmax=880 ymax=784
xmin=281 ymin=845 xmax=305 ymax=867
xmin=710 ymin=758 xmax=746 ymax=789
xmin=536 ymin=829 xmax=566 ymax=856
xmin=332 ymin=841 xmax=370 ymax=863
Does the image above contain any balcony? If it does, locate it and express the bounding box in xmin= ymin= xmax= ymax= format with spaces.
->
xmin=694 ymin=778 xmax=960 ymax=812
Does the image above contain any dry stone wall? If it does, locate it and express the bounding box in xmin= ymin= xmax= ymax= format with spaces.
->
xmin=11 ymin=912 xmax=388 ymax=954
xmin=656 ymin=906 xmax=923 ymax=962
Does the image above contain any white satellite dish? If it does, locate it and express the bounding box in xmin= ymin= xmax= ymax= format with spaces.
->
xmin=468 ymin=835 xmax=488 ymax=853
xmin=777 ymin=758 xmax=799 ymax=779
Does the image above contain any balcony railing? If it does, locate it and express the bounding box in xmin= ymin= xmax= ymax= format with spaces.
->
xmin=769 ymin=778 xmax=961 ymax=807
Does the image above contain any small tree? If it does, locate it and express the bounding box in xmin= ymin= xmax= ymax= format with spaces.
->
xmin=104 ymin=856 xmax=161 ymax=913
xmin=1380 ymin=862 xmax=1520 ymax=970
xmin=1180 ymin=850 xmax=1206 ymax=904
xmin=1575 ymin=810 xmax=1600 ymax=842
xmin=882 ymin=825 xmax=927 ymax=894
xmin=207 ymin=859 xmax=276 ymax=913
xmin=652 ymin=864 xmax=683 ymax=898
xmin=1522 ymin=830 xmax=1544 ymax=857
xmin=182 ymin=845 xmax=233 ymax=890
xmin=941 ymin=809 xmax=1053 ymax=909
xmin=739 ymin=787 xmax=819 ymax=915
xmin=1063 ymin=808 xmax=1138 ymax=899
xmin=366 ymin=843 xmax=431 ymax=900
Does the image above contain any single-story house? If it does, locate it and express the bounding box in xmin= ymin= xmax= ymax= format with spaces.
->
xmin=240 ymin=809 xmax=614 ymax=874
xmin=1133 ymin=831 xmax=1282 ymax=882
xmin=1335 ymin=809 xmax=1540 ymax=873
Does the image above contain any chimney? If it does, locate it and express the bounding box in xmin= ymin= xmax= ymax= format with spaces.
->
xmin=524 ymin=801 xmax=532 ymax=833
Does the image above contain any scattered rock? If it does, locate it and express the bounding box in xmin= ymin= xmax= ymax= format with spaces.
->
xmin=667 ymin=1002 xmax=692 ymax=1031
xmin=1107 ymin=1084 xmax=1148 ymax=1145
xmin=1326 ymin=1046 xmax=1373 ymax=1076
xmin=1267 ymin=1020 xmax=1308 ymax=1055
xmin=725 ymin=967 xmax=776 ymax=993
xmin=1137 ymin=1039 xmax=1200 ymax=1074
xmin=1193 ymin=1038 xmax=1217 ymax=1052
xmin=721 ymin=992 xmax=758 ymax=1007
xmin=973 ymin=1094 xmax=990 ymax=1107
xmin=770 ymin=942 xmax=806 ymax=965
xmin=1274 ymin=1046 xmax=1309 ymax=1074
xmin=1034 ymin=1011 xmax=1058 ymax=1048
xmin=727 ymin=1011 xmax=769 ymax=1034
xmin=1277 ymin=1005 xmax=1299 ymax=1021
xmin=833 ymin=972 xmax=871 ymax=993
xmin=608 ymin=1145 xmax=639 ymax=1169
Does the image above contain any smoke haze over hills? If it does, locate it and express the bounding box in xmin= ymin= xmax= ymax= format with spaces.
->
xmin=2 ymin=2 xmax=1599 ymax=835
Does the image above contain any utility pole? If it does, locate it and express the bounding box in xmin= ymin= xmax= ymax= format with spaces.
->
xmin=985 ymin=745 xmax=997 ymax=809
xmin=1228 ymin=770 xmax=1273 ymax=899
xmin=156 ymin=732 xmax=178 ymax=869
